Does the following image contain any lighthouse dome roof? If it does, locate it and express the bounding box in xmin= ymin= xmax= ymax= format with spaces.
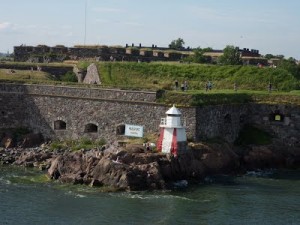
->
xmin=166 ymin=105 xmax=182 ymax=115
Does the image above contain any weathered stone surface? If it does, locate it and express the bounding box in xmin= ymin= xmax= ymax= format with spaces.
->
xmin=2 ymin=83 xmax=299 ymax=146
xmin=2 ymin=137 xmax=14 ymax=148
xmin=45 ymin=143 xmax=242 ymax=191
xmin=83 ymin=63 xmax=101 ymax=84
xmin=0 ymin=141 xmax=299 ymax=191
xmin=242 ymin=145 xmax=300 ymax=170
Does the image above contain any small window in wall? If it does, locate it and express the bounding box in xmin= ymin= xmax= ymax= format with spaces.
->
xmin=224 ymin=114 xmax=232 ymax=123
xmin=54 ymin=120 xmax=67 ymax=130
xmin=85 ymin=123 xmax=98 ymax=133
xmin=116 ymin=124 xmax=125 ymax=135
xmin=270 ymin=111 xmax=284 ymax=122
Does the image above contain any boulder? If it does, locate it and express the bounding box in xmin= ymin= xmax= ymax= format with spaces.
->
xmin=83 ymin=63 xmax=101 ymax=84
xmin=2 ymin=137 xmax=14 ymax=148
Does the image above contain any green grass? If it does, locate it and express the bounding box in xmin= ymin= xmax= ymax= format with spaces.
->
xmin=1 ymin=61 xmax=300 ymax=106
xmin=159 ymin=89 xmax=300 ymax=106
xmin=95 ymin=62 xmax=299 ymax=91
xmin=49 ymin=137 xmax=106 ymax=151
xmin=0 ymin=69 xmax=52 ymax=81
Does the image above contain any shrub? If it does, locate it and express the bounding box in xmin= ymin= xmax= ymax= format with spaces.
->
xmin=61 ymin=71 xmax=78 ymax=82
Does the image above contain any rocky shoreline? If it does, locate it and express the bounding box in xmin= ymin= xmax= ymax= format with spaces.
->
xmin=1 ymin=141 xmax=299 ymax=191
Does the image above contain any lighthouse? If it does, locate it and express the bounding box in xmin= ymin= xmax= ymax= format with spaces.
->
xmin=157 ymin=105 xmax=187 ymax=156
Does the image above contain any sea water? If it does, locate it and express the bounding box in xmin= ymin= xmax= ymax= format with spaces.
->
xmin=0 ymin=166 xmax=299 ymax=225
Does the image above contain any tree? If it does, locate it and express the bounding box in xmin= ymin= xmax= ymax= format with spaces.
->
xmin=218 ymin=45 xmax=241 ymax=65
xmin=264 ymin=54 xmax=274 ymax=60
xmin=169 ymin=38 xmax=185 ymax=50
xmin=277 ymin=58 xmax=300 ymax=80
xmin=184 ymin=47 xmax=213 ymax=63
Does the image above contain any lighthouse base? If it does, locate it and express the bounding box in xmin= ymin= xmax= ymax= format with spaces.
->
xmin=161 ymin=141 xmax=187 ymax=156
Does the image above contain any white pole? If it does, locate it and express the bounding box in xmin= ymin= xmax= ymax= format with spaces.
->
xmin=84 ymin=0 xmax=87 ymax=45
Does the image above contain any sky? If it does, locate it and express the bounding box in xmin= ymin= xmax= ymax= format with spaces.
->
xmin=0 ymin=0 xmax=300 ymax=59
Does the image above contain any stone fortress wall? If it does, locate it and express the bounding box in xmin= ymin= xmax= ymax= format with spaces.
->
xmin=14 ymin=44 xmax=190 ymax=63
xmin=0 ymin=83 xmax=299 ymax=147
xmin=14 ymin=44 xmax=262 ymax=64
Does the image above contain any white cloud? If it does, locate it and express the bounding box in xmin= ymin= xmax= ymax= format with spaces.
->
xmin=0 ymin=22 xmax=12 ymax=31
xmin=122 ymin=21 xmax=142 ymax=27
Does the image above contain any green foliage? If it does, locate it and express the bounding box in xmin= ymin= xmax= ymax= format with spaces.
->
xmin=60 ymin=71 xmax=78 ymax=82
xmin=77 ymin=61 xmax=90 ymax=70
xmin=184 ymin=47 xmax=213 ymax=63
xmin=264 ymin=54 xmax=275 ymax=60
xmin=277 ymin=58 xmax=300 ymax=80
xmin=49 ymin=137 xmax=107 ymax=151
xmin=218 ymin=45 xmax=242 ymax=65
xmin=96 ymin=62 xmax=299 ymax=92
xmin=235 ymin=124 xmax=272 ymax=145
xmin=169 ymin=38 xmax=185 ymax=50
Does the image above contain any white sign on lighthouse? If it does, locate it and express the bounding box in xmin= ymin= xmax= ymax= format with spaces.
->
xmin=156 ymin=105 xmax=187 ymax=156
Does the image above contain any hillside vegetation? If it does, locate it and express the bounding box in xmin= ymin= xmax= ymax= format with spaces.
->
xmin=1 ymin=61 xmax=300 ymax=106
xmin=83 ymin=62 xmax=300 ymax=91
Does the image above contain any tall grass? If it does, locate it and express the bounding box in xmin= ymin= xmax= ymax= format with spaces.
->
xmin=96 ymin=62 xmax=299 ymax=91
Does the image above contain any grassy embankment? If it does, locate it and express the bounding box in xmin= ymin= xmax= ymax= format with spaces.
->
xmin=0 ymin=61 xmax=75 ymax=84
xmin=81 ymin=61 xmax=300 ymax=106
xmin=1 ymin=61 xmax=300 ymax=106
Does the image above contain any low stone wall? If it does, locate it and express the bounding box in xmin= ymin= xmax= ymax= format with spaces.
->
xmin=0 ymin=83 xmax=196 ymax=142
xmin=0 ymin=83 xmax=158 ymax=102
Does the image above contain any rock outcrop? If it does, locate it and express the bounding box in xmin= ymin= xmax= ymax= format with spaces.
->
xmin=1 ymin=141 xmax=299 ymax=191
xmin=46 ymin=143 xmax=240 ymax=191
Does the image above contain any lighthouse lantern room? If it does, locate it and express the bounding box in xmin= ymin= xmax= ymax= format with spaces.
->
xmin=157 ymin=105 xmax=187 ymax=156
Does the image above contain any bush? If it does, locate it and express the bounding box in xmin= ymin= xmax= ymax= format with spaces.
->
xmin=61 ymin=71 xmax=78 ymax=82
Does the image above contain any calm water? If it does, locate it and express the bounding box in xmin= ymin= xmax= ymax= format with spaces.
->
xmin=0 ymin=166 xmax=299 ymax=225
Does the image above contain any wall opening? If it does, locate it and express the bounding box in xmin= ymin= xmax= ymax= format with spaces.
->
xmin=269 ymin=111 xmax=284 ymax=122
xmin=85 ymin=123 xmax=98 ymax=133
xmin=224 ymin=114 xmax=232 ymax=123
xmin=116 ymin=124 xmax=125 ymax=135
xmin=54 ymin=120 xmax=67 ymax=130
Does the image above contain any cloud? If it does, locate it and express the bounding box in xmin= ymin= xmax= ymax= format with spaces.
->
xmin=0 ymin=22 xmax=12 ymax=31
xmin=92 ymin=7 xmax=124 ymax=13
xmin=121 ymin=21 xmax=142 ymax=27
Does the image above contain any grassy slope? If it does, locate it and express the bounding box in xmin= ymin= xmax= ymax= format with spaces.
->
xmin=1 ymin=61 xmax=300 ymax=106
xmin=95 ymin=62 xmax=299 ymax=91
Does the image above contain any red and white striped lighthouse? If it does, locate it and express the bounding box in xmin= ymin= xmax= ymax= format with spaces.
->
xmin=157 ymin=105 xmax=187 ymax=156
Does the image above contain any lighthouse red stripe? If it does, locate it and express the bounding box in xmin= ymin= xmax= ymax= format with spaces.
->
xmin=157 ymin=128 xmax=164 ymax=152
xmin=171 ymin=128 xmax=177 ymax=156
